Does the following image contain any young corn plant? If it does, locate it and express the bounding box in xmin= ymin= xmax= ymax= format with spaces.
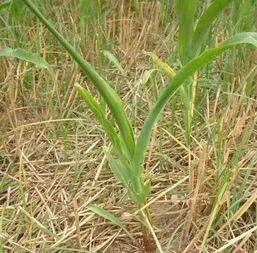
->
xmin=176 ymin=0 xmax=240 ymax=144
xmin=17 ymin=0 xmax=257 ymax=251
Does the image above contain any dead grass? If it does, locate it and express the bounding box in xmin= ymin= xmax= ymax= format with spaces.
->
xmin=1 ymin=1 xmax=257 ymax=252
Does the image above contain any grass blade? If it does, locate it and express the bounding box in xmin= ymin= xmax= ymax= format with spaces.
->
xmin=74 ymin=83 xmax=121 ymax=151
xmin=21 ymin=0 xmax=135 ymax=156
xmin=78 ymin=0 xmax=100 ymax=23
xmin=232 ymin=0 xmax=257 ymax=31
xmin=176 ymin=0 xmax=197 ymax=64
xmin=104 ymin=149 xmax=131 ymax=187
xmin=133 ymin=32 xmax=257 ymax=170
xmin=102 ymin=50 xmax=125 ymax=74
xmin=200 ymin=120 xmax=255 ymax=251
xmin=87 ymin=204 xmax=124 ymax=228
xmin=191 ymin=0 xmax=234 ymax=57
xmin=0 ymin=47 xmax=48 ymax=68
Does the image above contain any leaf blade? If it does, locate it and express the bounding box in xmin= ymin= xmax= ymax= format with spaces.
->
xmin=104 ymin=149 xmax=130 ymax=185
xmin=0 ymin=47 xmax=48 ymax=68
xmin=74 ymin=83 xmax=121 ymax=151
xmin=102 ymin=50 xmax=125 ymax=73
xmin=133 ymin=32 xmax=257 ymax=170
xmin=87 ymin=204 xmax=124 ymax=228
xmin=176 ymin=0 xmax=198 ymax=63
xmin=191 ymin=0 xmax=234 ymax=57
xmin=21 ymin=0 xmax=135 ymax=157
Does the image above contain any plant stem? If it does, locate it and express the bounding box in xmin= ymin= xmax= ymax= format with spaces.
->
xmin=139 ymin=208 xmax=156 ymax=253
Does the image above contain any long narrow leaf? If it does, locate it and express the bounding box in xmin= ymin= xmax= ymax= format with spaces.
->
xmin=176 ymin=0 xmax=197 ymax=64
xmin=133 ymin=32 xmax=257 ymax=170
xmin=78 ymin=0 xmax=100 ymax=22
xmin=87 ymin=204 xmax=124 ymax=228
xmin=104 ymin=149 xmax=147 ymax=205
xmin=104 ymin=149 xmax=131 ymax=187
xmin=75 ymin=83 xmax=121 ymax=151
xmin=21 ymin=0 xmax=135 ymax=156
xmin=0 ymin=47 xmax=48 ymax=68
xmin=102 ymin=50 xmax=125 ymax=73
xmin=191 ymin=0 xmax=234 ymax=57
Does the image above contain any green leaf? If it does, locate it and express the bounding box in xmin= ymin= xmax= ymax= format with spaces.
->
xmin=176 ymin=0 xmax=197 ymax=64
xmin=74 ymin=83 xmax=121 ymax=151
xmin=9 ymin=0 xmax=26 ymax=17
xmin=0 ymin=180 xmax=17 ymax=191
xmin=129 ymin=175 xmax=150 ymax=205
xmin=21 ymin=0 xmax=135 ymax=157
xmin=0 ymin=0 xmax=11 ymax=11
xmin=140 ymin=69 xmax=156 ymax=86
xmin=78 ymin=0 xmax=100 ymax=22
xmin=104 ymin=149 xmax=148 ymax=205
xmin=191 ymin=0 xmax=234 ymax=57
xmin=104 ymin=149 xmax=131 ymax=186
xmin=87 ymin=204 xmax=124 ymax=228
xmin=232 ymin=0 xmax=257 ymax=31
xmin=133 ymin=32 xmax=257 ymax=171
xmin=102 ymin=50 xmax=125 ymax=73
xmin=0 ymin=47 xmax=48 ymax=68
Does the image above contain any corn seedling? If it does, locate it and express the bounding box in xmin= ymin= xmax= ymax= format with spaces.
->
xmin=12 ymin=0 xmax=257 ymax=251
